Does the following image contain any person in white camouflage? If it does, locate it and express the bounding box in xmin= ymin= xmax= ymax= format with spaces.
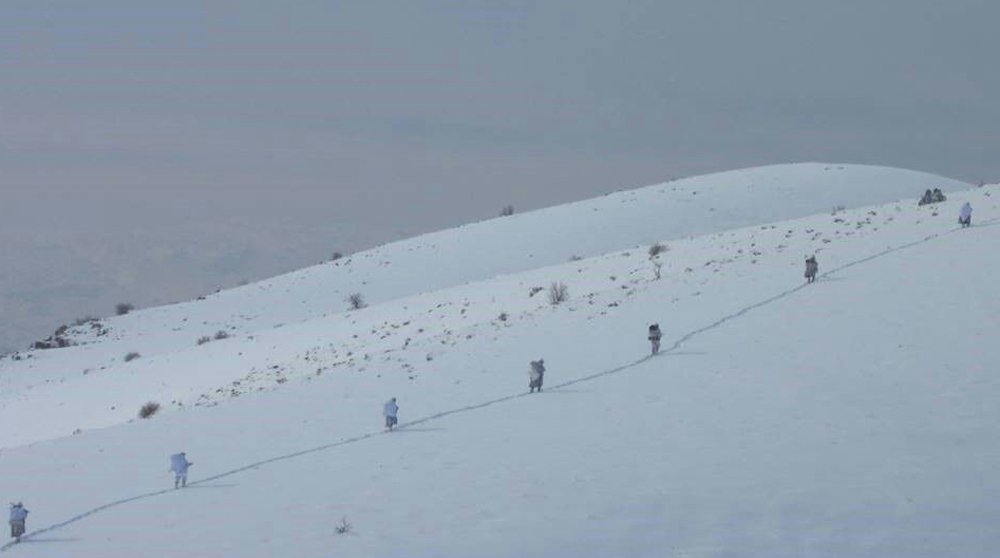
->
xmin=8 ymin=502 xmax=28 ymax=543
xmin=959 ymin=202 xmax=972 ymax=228
xmin=804 ymin=256 xmax=819 ymax=284
xmin=648 ymin=324 xmax=662 ymax=355
xmin=170 ymin=452 xmax=194 ymax=489
xmin=384 ymin=397 xmax=399 ymax=431
xmin=529 ymin=359 xmax=545 ymax=393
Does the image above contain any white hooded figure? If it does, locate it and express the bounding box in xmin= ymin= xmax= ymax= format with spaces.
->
xmin=804 ymin=256 xmax=819 ymax=283
xmin=648 ymin=324 xmax=662 ymax=355
xmin=170 ymin=452 xmax=193 ymax=489
xmin=959 ymin=202 xmax=972 ymax=228
xmin=9 ymin=502 xmax=28 ymax=542
xmin=383 ymin=397 xmax=399 ymax=431
xmin=918 ymin=189 xmax=933 ymax=206
xmin=529 ymin=359 xmax=546 ymax=393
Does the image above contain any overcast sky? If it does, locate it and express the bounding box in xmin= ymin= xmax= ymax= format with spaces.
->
xmin=1 ymin=1 xmax=997 ymax=351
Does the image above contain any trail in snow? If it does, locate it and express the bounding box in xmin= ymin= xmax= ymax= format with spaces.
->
xmin=0 ymin=220 xmax=981 ymax=553
xmin=664 ymin=229 xmax=952 ymax=354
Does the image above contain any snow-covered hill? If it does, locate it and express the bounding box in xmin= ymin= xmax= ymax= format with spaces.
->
xmin=2 ymin=164 xmax=997 ymax=557
xmin=0 ymin=163 xmax=968 ymax=447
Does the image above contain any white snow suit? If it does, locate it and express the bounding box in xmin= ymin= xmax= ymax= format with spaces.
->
xmin=805 ymin=257 xmax=819 ymax=283
xmin=960 ymin=203 xmax=972 ymax=227
xmin=918 ymin=189 xmax=933 ymax=206
xmin=529 ymin=360 xmax=545 ymax=392
xmin=9 ymin=505 xmax=28 ymax=541
xmin=648 ymin=325 xmax=662 ymax=355
xmin=384 ymin=399 xmax=399 ymax=429
xmin=170 ymin=453 xmax=193 ymax=488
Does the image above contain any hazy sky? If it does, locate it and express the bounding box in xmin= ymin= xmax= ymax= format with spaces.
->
xmin=1 ymin=1 xmax=997 ymax=350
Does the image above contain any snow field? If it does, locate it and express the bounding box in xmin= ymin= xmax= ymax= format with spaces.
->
xmin=0 ymin=173 xmax=980 ymax=448
xmin=1 ymin=164 xmax=968 ymax=403
xmin=1 ymin=167 xmax=996 ymax=557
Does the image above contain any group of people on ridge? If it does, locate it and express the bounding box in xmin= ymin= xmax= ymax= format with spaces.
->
xmin=918 ymin=188 xmax=947 ymax=206
xmin=802 ymin=198 xmax=974 ymax=283
xmin=920 ymin=188 xmax=973 ymax=228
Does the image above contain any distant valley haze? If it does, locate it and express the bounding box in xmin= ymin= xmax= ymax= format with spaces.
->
xmin=2 ymin=0 xmax=997 ymax=352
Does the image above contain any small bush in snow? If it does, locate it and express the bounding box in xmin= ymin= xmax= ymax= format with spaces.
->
xmin=548 ymin=282 xmax=569 ymax=305
xmin=197 ymin=336 xmax=212 ymax=346
xmin=652 ymin=260 xmax=663 ymax=280
xmin=347 ymin=293 xmax=366 ymax=310
xmin=335 ymin=517 xmax=352 ymax=535
xmin=331 ymin=252 xmax=344 ymax=261
xmin=124 ymin=351 xmax=141 ymax=362
xmin=497 ymin=312 xmax=509 ymax=322
xmin=528 ymin=286 xmax=544 ymax=298
xmin=648 ymin=242 xmax=667 ymax=258
xmin=831 ymin=205 xmax=846 ymax=215
xmin=214 ymin=330 xmax=230 ymax=340
xmin=138 ymin=401 xmax=160 ymax=419
xmin=500 ymin=205 xmax=514 ymax=217
xmin=116 ymin=302 xmax=135 ymax=316
xmin=569 ymin=254 xmax=583 ymax=262
xmin=74 ymin=316 xmax=99 ymax=327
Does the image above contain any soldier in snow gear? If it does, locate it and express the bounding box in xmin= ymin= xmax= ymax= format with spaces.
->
xmin=529 ymin=359 xmax=545 ymax=392
xmin=170 ymin=452 xmax=193 ymax=489
xmin=959 ymin=202 xmax=972 ymax=228
xmin=804 ymin=256 xmax=819 ymax=284
xmin=9 ymin=502 xmax=28 ymax=543
xmin=384 ymin=397 xmax=399 ymax=431
xmin=648 ymin=324 xmax=662 ymax=355
xmin=919 ymin=189 xmax=933 ymax=206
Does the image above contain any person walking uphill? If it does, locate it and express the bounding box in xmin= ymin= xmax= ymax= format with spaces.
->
xmin=648 ymin=323 xmax=662 ymax=355
xmin=170 ymin=452 xmax=194 ymax=489
xmin=919 ymin=189 xmax=934 ymax=206
xmin=959 ymin=202 xmax=973 ymax=228
xmin=384 ymin=397 xmax=399 ymax=431
xmin=804 ymin=255 xmax=819 ymax=284
xmin=9 ymin=502 xmax=28 ymax=543
xmin=529 ymin=359 xmax=545 ymax=393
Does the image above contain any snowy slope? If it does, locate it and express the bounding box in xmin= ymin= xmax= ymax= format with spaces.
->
xmin=0 ymin=163 xmax=968 ymax=448
xmin=0 ymin=167 xmax=996 ymax=557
